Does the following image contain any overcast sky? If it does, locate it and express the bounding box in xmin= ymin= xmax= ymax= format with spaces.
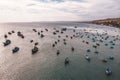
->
xmin=0 ymin=0 xmax=120 ymax=22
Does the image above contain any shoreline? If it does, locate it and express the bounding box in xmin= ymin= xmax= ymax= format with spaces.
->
xmin=84 ymin=18 xmax=120 ymax=29
xmin=90 ymin=22 xmax=120 ymax=28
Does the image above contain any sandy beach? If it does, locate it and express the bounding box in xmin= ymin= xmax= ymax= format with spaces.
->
xmin=0 ymin=22 xmax=120 ymax=80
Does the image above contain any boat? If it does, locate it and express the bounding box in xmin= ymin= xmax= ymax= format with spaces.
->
xmin=105 ymin=43 xmax=108 ymax=46
xmin=102 ymin=59 xmax=108 ymax=63
xmin=71 ymin=47 xmax=74 ymax=51
xmin=4 ymin=34 xmax=8 ymax=38
xmin=3 ymin=39 xmax=11 ymax=46
xmin=64 ymin=57 xmax=70 ymax=65
xmin=110 ymin=46 xmax=114 ymax=49
xmin=56 ymin=50 xmax=60 ymax=55
xmin=94 ymin=51 xmax=99 ymax=54
xmin=93 ymin=45 xmax=97 ymax=49
xmin=85 ymin=55 xmax=91 ymax=61
xmin=86 ymin=49 xmax=91 ymax=52
xmin=40 ymin=34 xmax=45 ymax=38
xmin=105 ymin=67 xmax=112 ymax=75
xmin=17 ymin=32 xmax=24 ymax=39
xmin=35 ymin=42 xmax=39 ymax=46
xmin=109 ymin=56 xmax=114 ymax=60
xmin=12 ymin=47 xmax=19 ymax=53
xmin=32 ymin=46 xmax=38 ymax=54
xmin=61 ymin=28 xmax=67 ymax=31
xmin=32 ymin=29 xmax=37 ymax=32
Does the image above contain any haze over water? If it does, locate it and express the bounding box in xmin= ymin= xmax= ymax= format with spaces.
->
xmin=0 ymin=22 xmax=120 ymax=80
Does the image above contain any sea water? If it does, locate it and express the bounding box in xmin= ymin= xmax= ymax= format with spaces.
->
xmin=0 ymin=22 xmax=120 ymax=80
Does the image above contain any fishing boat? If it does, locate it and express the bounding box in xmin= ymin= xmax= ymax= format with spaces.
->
xmin=3 ymin=39 xmax=11 ymax=46
xmin=102 ymin=59 xmax=108 ymax=63
xmin=56 ymin=50 xmax=60 ymax=55
xmin=105 ymin=67 xmax=112 ymax=75
xmin=32 ymin=46 xmax=39 ymax=54
xmin=65 ymin=57 xmax=70 ymax=65
xmin=85 ymin=55 xmax=91 ymax=61
xmin=12 ymin=47 xmax=19 ymax=53
xmin=109 ymin=56 xmax=114 ymax=60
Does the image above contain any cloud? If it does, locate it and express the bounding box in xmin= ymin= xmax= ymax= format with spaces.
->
xmin=0 ymin=0 xmax=119 ymax=22
xmin=35 ymin=0 xmax=64 ymax=3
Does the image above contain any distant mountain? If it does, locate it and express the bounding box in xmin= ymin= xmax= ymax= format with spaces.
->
xmin=89 ymin=18 xmax=120 ymax=28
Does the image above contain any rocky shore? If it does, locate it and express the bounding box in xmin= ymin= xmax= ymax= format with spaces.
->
xmin=89 ymin=18 xmax=120 ymax=28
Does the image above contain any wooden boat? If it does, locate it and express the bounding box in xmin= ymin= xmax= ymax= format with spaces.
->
xmin=3 ymin=39 xmax=11 ymax=46
xmin=65 ymin=57 xmax=70 ymax=65
xmin=12 ymin=47 xmax=19 ymax=53
xmin=32 ymin=47 xmax=38 ymax=54
xmin=105 ymin=67 xmax=112 ymax=75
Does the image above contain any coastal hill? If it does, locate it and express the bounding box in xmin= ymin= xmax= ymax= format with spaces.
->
xmin=90 ymin=18 xmax=120 ymax=28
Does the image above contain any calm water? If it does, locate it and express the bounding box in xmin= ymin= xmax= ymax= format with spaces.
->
xmin=0 ymin=22 xmax=120 ymax=80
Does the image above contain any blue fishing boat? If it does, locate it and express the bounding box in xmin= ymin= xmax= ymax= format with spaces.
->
xmin=3 ymin=39 xmax=11 ymax=46
xmin=12 ymin=47 xmax=19 ymax=53
xmin=105 ymin=67 xmax=112 ymax=75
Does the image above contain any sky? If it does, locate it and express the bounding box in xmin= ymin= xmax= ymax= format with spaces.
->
xmin=0 ymin=0 xmax=120 ymax=22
